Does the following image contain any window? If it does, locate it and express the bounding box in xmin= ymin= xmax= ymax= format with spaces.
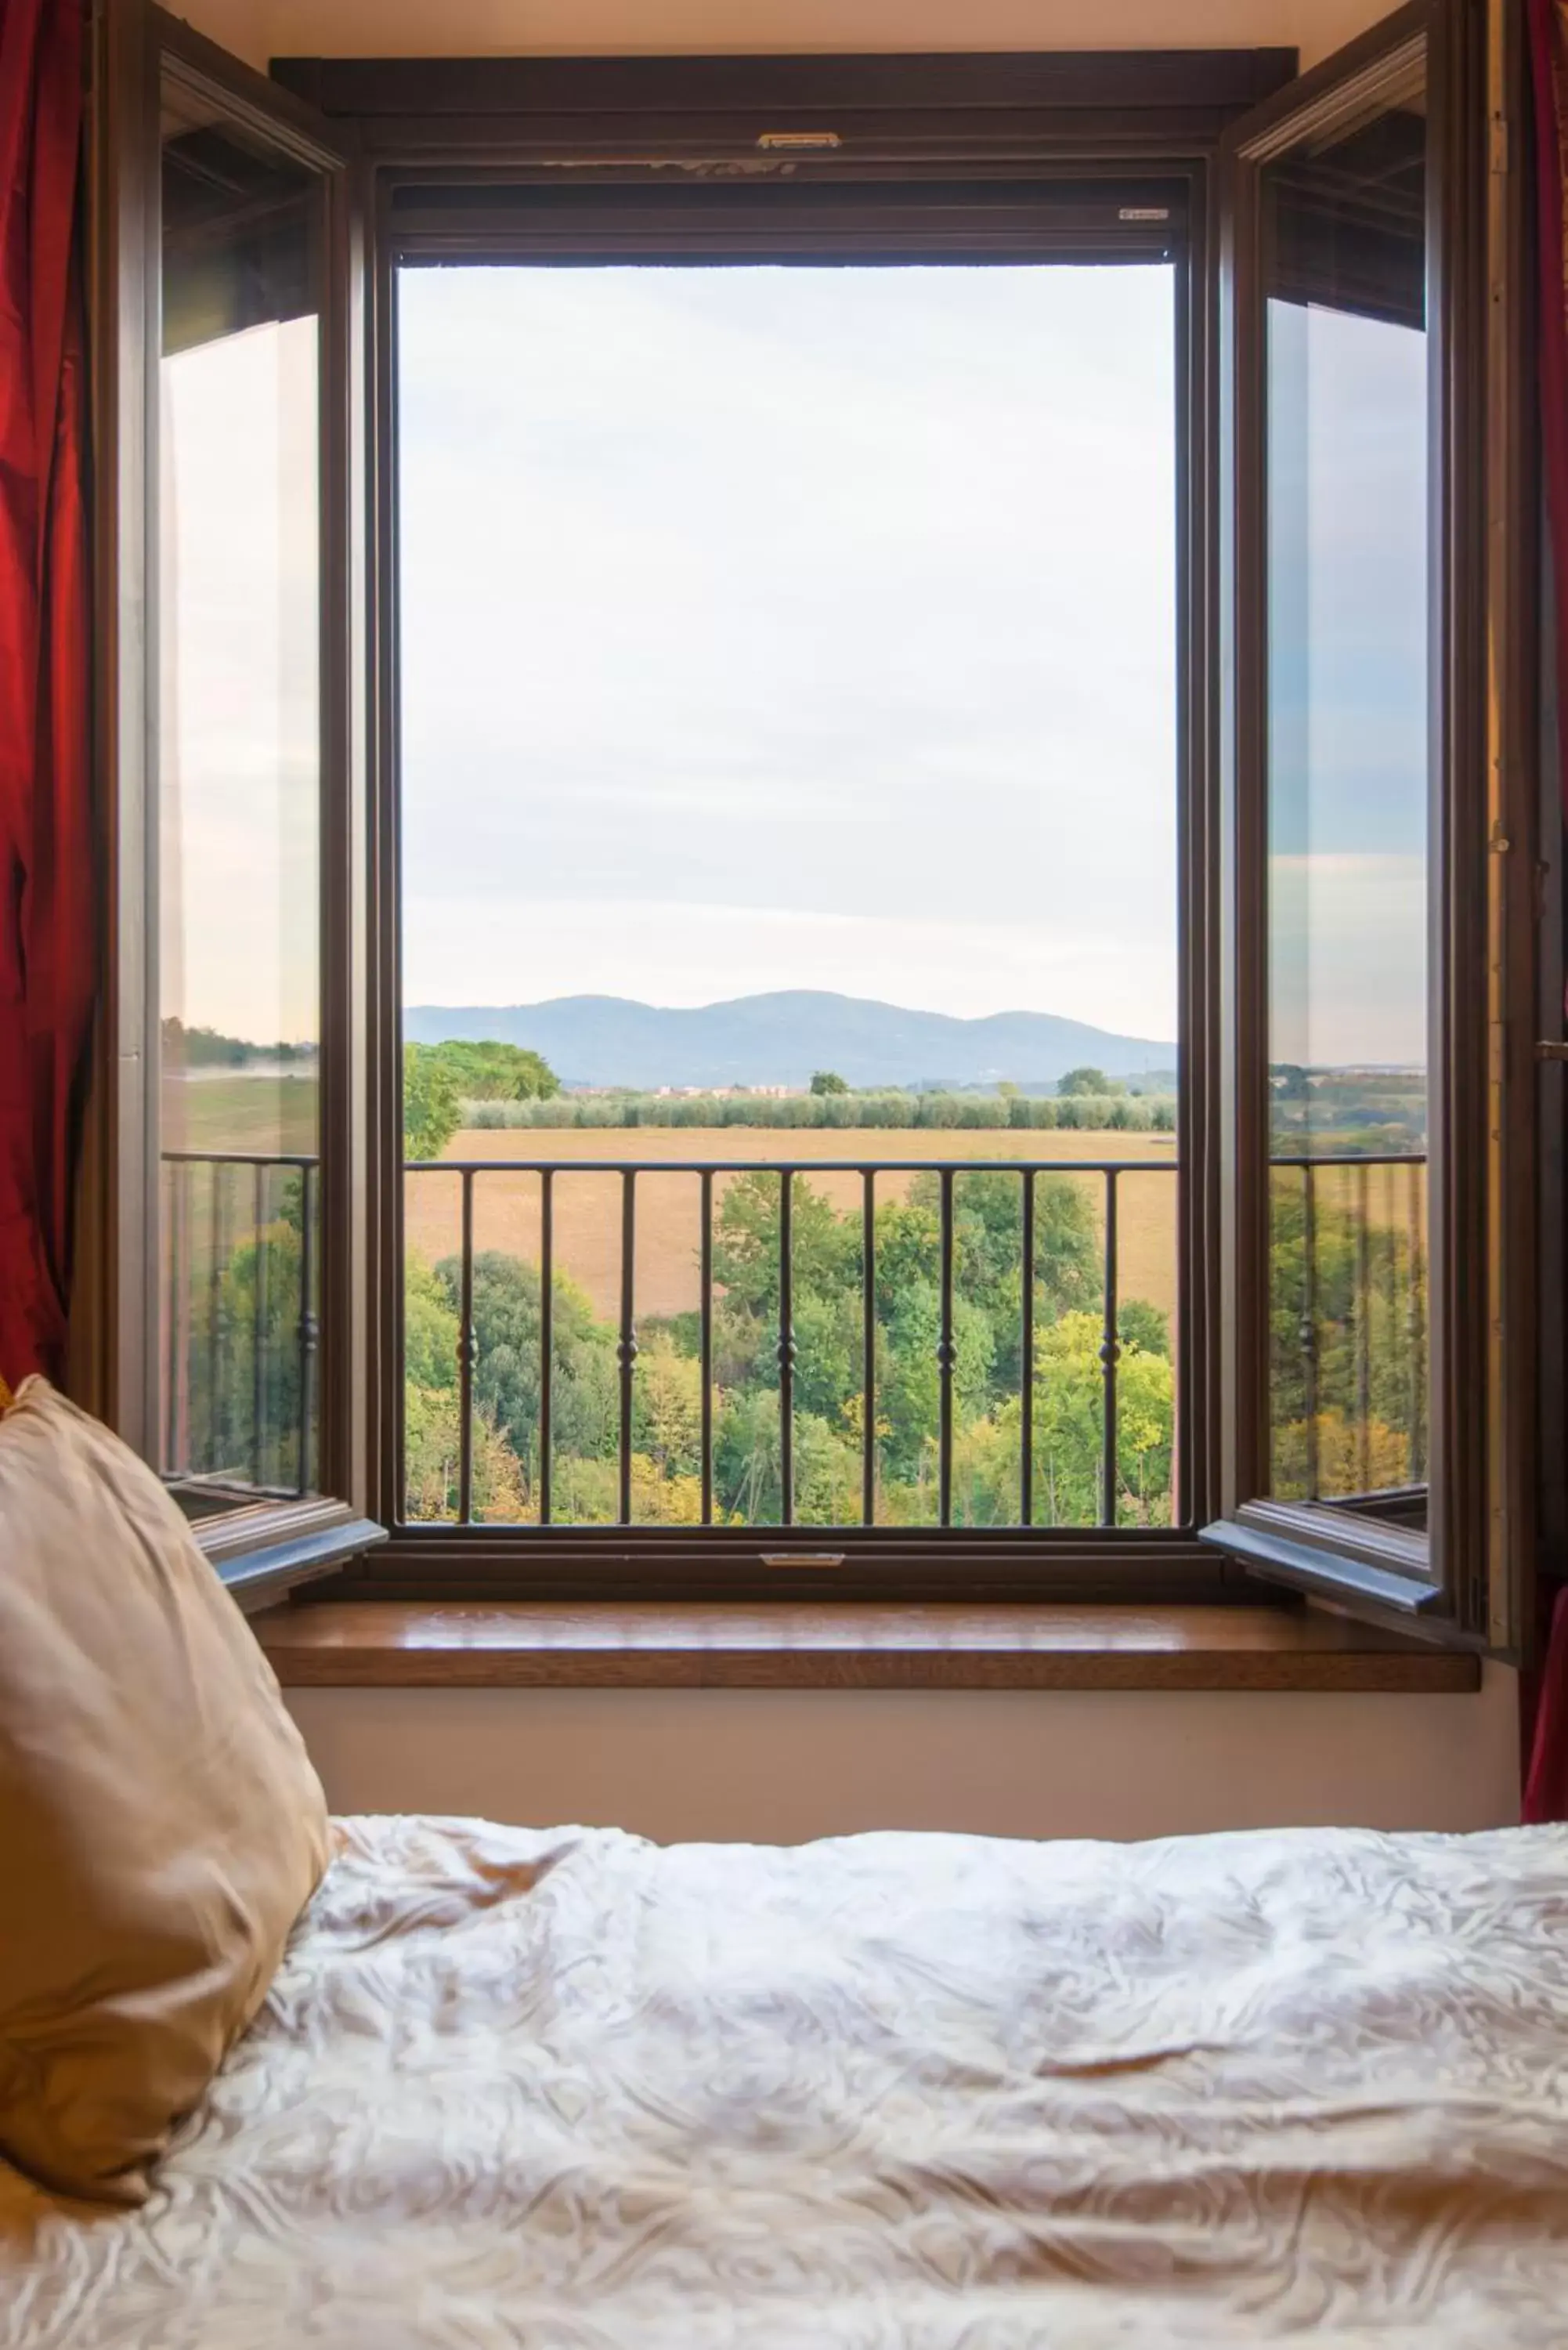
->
xmin=95 ymin=7 xmax=378 ymax=1596
xmin=93 ymin=20 xmax=1535 ymax=1643
xmin=1261 ymin=48 xmax=1431 ymax=1520
xmin=157 ymin=67 xmax=325 ymax=1513
xmin=1203 ymin=0 xmax=1528 ymax=1648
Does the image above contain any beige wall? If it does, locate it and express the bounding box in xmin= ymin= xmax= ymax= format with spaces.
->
xmin=173 ymin=0 xmax=1390 ymax=74
xmin=288 ymin=1667 xmax=1521 ymax=1843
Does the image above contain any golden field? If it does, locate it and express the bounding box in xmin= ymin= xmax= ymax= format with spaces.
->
xmin=403 ymin=1126 xmax=1182 ymax=1325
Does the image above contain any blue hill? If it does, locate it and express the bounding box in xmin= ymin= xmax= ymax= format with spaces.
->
xmin=403 ymin=991 xmax=1174 ymax=1092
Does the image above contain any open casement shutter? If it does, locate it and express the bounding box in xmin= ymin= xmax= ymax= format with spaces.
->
xmin=94 ymin=3 xmax=378 ymax=1593
xmin=1201 ymin=0 xmax=1534 ymax=1657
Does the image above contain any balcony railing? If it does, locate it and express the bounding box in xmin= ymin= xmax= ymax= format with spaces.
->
xmin=161 ymin=1149 xmax=319 ymax=1501
xmin=1269 ymin=1150 xmax=1428 ymax=1506
xmin=156 ymin=1143 xmax=1429 ymax=1530
xmin=403 ymin=1152 xmax=1175 ymax=1531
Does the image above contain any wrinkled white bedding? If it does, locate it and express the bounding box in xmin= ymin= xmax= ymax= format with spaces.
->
xmin=5 ymin=1814 xmax=1568 ymax=2348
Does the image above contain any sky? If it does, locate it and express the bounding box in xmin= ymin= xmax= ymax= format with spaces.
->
xmin=1266 ymin=296 xmax=1428 ymax=1072
xmin=161 ymin=316 xmax=320 ymax=1054
xmin=396 ymin=261 xmax=1180 ymax=1042
xmin=155 ymin=255 xmax=1430 ymax=1074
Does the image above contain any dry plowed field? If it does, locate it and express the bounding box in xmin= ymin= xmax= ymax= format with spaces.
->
xmin=403 ymin=1128 xmax=1181 ymax=1325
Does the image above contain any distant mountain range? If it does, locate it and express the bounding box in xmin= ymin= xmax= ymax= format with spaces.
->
xmin=403 ymin=991 xmax=1176 ymax=1092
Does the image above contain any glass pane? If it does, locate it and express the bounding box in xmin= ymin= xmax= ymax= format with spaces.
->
xmin=156 ymin=75 xmax=323 ymax=1508
xmin=1261 ymin=50 xmax=1430 ymax=1517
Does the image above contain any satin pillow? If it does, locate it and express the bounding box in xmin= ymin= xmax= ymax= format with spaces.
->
xmin=0 ymin=1379 xmax=329 ymax=2204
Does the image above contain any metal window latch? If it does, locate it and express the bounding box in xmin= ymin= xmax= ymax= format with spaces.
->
xmin=1536 ymin=1041 xmax=1568 ymax=1061
xmin=760 ymin=1550 xmax=846 ymax=1567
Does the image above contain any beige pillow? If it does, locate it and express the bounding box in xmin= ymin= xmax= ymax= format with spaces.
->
xmin=0 ymin=1377 xmax=329 ymax=2204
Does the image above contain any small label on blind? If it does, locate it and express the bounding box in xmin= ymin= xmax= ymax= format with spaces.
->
xmin=757 ymin=132 xmax=843 ymax=150
xmin=1118 ymin=206 xmax=1171 ymax=222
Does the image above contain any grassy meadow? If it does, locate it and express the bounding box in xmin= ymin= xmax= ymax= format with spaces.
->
xmin=163 ymin=1072 xmax=319 ymax=1159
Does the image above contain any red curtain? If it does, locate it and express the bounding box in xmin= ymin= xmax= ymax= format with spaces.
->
xmin=1526 ymin=0 xmax=1568 ymax=1822
xmin=0 ymin=0 xmax=92 ymax=1392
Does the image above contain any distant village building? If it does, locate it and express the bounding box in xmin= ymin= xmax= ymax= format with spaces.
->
xmin=649 ymin=1083 xmax=800 ymax=1100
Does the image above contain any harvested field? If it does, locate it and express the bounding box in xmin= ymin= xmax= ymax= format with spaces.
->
xmin=404 ymin=1127 xmax=1182 ymax=1325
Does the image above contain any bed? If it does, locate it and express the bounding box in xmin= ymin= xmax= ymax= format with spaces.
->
xmin=4 ymin=1814 xmax=1567 ymax=2348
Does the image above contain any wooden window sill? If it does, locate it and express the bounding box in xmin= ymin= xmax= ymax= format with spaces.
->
xmin=251 ymin=1600 xmax=1480 ymax=1692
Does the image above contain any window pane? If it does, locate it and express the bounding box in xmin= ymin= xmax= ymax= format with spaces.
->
xmin=397 ymin=260 xmax=1179 ymax=1533
xmin=157 ymin=78 xmax=322 ymax=1507
xmin=1261 ymin=53 xmax=1430 ymax=1514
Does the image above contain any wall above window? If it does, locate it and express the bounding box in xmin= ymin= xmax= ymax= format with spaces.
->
xmin=174 ymin=2 xmax=1387 ymax=81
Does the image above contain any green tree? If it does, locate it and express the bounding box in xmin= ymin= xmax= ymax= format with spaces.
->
xmin=404 ymin=1383 xmax=529 ymax=1523
xmin=1057 ymin=1065 xmax=1122 ymax=1098
xmin=199 ymin=1212 xmax=309 ymax=1488
xmin=432 ymin=1249 xmax=620 ymax=1507
xmin=424 ymin=1039 xmax=559 ymax=1103
xmin=810 ymin=1068 xmax=851 ymax=1095
xmin=1024 ymin=1311 xmax=1175 ymax=1527
xmin=403 ymin=1044 xmax=461 ymax=1162
xmin=700 ymin=1166 xmax=1115 ymax=1524
xmin=1267 ymin=1168 xmax=1423 ymax=1499
xmin=1118 ymin=1298 xmax=1170 ymax=1358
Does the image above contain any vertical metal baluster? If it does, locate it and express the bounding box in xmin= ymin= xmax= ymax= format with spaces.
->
xmin=1300 ymin=1161 xmax=1318 ymax=1501
xmin=166 ymin=1163 xmax=184 ymax=1474
xmin=178 ymin=1162 xmax=193 ymax=1474
xmin=617 ymin=1170 xmax=638 ymax=1524
xmin=208 ymin=1161 xmax=227 ymax=1477
xmin=1407 ymin=1159 xmax=1425 ymax=1484
xmin=295 ymin=1164 xmax=317 ymax=1496
xmin=862 ymin=1170 xmax=876 ymax=1529
xmin=700 ymin=1170 xmax=714 ymax=1527
xmin=456 ymin=1169 xmax=474 ymax=1524
xmin=1021 ymin=1168 xmax=1035 ymax=1530
xmin=938 ymin=1166 xmax=956 ymax=1527
xmin=1100 ymin=1170 xmax=1120 ymax=1528
xmin=778 ymin=1169 xmax=794 ymax=1527
xmin=251 ymin=1161 xmax=266 ymax=1488
xmin=1356 ymin=1160 xmax=1371 ymax=1493
xmin=539 ymin=1168 xmax=553 ymax=1528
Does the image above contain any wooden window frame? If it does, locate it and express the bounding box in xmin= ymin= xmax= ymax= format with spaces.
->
xmin=247 ymin=46 xmax=1310 ymax=1606
xmin=85 ymin=2 xmax=382 ymax=1603
xmin=81 ymin=25 xmax=1537 ymax=1636
xmin=1199 ymin=0 xmax=1537 ymax=1657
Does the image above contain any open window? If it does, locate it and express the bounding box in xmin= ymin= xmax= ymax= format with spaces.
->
xmin=87 ymin=20 xmax=1534 ymax=1630
xmin=1202 ymin=0 xmax=1531 ymax=1651
xmin=93 ymin=5 xmax=381 ymax=1599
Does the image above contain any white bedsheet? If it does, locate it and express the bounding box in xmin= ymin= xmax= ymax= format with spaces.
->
xmin=4 ymin=1815 xmax=1568 ymax=2347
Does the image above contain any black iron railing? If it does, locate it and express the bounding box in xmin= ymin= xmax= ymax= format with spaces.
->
xmin=1270 ymin=1150 xmax=1428 ymax=1503
xmin=154 ymin=1143 xmax=1428 ymax=1527
xmin=405 ymin=1153 xmax=1171 ymax=1531
xmin=161 ymin=1149 xmax=319 ymax=1499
